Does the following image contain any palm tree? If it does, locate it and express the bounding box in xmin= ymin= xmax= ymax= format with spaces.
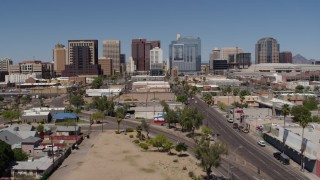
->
xmin=116 ymin=107 xmax=126 ymax=132
xmin=297 ymin=113 xmax=312 ymax=171
xmin=281 ymin=104 xmax=290 ymax=153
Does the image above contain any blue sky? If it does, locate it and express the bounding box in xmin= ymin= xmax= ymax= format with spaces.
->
xmin=0 ymin=0 xmax=319 ymax=63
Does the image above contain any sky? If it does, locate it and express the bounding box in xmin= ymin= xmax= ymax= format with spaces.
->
xmin=0 ymin=0 xmax=319 ymax=63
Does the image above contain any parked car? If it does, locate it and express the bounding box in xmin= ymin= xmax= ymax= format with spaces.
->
xmin=227 ymin=118 xmax=234 ymax=123
xmin=233 ymin=123 xmax=238 ymax=129
xmin=125 ymin=113 xmax=131 ymax=119
xmin=242 ymin=128 xmax=249 ymax=133
xmin=257 ymin=140 xmax=266 ymax=147
xmin=273 ymin=152 xmax=281 ymax=160
xmin=280 ymin=153 xmax=290 ymax=165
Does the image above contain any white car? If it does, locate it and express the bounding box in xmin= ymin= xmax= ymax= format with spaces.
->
xmin=258 ymin=140 xmax=266 ymax=147
xmin=125 ymin=114 xmax=131 ymax=119
xmin=227 ymin=118 xmax=234 ymax=123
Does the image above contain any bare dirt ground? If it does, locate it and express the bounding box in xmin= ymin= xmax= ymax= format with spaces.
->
xmin=50 ymin=131 xmax=203 ymax=180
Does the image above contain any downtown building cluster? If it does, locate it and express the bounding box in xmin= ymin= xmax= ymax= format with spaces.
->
xmin=0 ymin=35 xmax=316 ymax=85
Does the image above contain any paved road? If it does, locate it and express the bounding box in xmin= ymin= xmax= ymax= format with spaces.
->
xmin=190 ymin=96 xmax=308 ymax=180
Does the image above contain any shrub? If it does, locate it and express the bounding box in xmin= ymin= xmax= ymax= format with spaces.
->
xmin=182 ymin=166 xmax=187 ymax=170
xmin=126 ymin=128 xmax=134 ymax=132
xmin=124 ymin=99 xmax=132 ymax=101
xmin=133 ymin=139 xmax=140 ymax=144
xmin=129 ymin=134 xmax=134 ymax=138
xmin=188 ymin=171 xmax=195 ymax=178
xmin=139 ymin=143 xmax=149 ymax=150
xmin=173 ymin=159 xmax=178 ymax=163
xmin=115 ymin=131 xmax=120 ymax=134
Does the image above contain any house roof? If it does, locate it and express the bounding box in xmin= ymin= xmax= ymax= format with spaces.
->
xmin=0 ymin=130 xmax=22 ymax=145
xmin=21 ymin=136 xmax=41 ymax=144
xmin=53 ymin=113 xmax=77 ymax=119
xmin=56 ymin=126 xmax=80 ymax=132
xmin=12 ymin=156 xmax=54 ymax=171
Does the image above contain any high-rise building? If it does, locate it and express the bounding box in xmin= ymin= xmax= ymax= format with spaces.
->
xmin=220 ymin=47 xmax=243 ymax=61
xmin=103 ymin=40 xmax=121 ymax=73
xmin=120 ymin=54 xmax=126 ymax=74
xmin=236 ymin=53 xmax=251 ymax=69
xmin=279 ymin=51 xmax=292 ymax=63
xmin=63 ymin=40 xmax=101 ymax=76
xmin=131 ymin=39 xmax=160 ymax=71
xmin=169 ymin=34 xmax=201 ymax=73
xmin=126 ymin=57 xmax=136 ymax=74
xmin=255 ymin=37 xmax=280 ymax=64
xmin=98 ymin=57 xmax=113 ymax=76
xmin=53 ymin=44 xmax=67 ymax=76
xmin=150 ymin=47 xmax=163 ymax=76
xmin=210 ymin=48 xmax=220 ymax=61
xmin=0 ymin=58 xmax=13 ymax=72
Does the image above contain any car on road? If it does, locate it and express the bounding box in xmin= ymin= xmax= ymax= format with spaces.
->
xmin=242 ymin=128 xmax=249 ymax=133
xmin=227 ymin=118 xmax=234 ymax=123
xmin=125 ymin=113 xmax=131 ymax=119
xmin=257 ymin=140 xmax=266 ymax=147
xmin=233 ymin=123 xmax=238 ymax=129
xmin=273 ymin=152 xmax=281 ymax=160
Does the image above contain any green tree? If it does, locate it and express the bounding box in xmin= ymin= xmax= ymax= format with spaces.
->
xmin=295 ymin=85 xmax=304 ymax=93
xmin=141 ymin=119 xmax=150 ymax=138
xmin=20 ymin=95 xmax=32 ymax=105
xmin=176 ymin=95 xmax=187 ymax=104
xmin=13 ymin=148 xmax=28 ymax=161
xmin=37 ymin=124 xmax=44 ymax=132
xmin=194 ymin=141 xmax=228 ymax=179
xmin=116 ymin=107 xmax=126 ymax=132
xmin=202 ymin=126 xmax=213 ymax=139
xmin=69 ymin=94 xmax=85 ymax=109
xmin=203 ymin=94 xmax=212 ymax=107
xmin=149 ymin=134 xmax=172 ymax=152
xmin=293 ymin=112 xmax=312 ymax=171
xmin=0 ymin=96 xmax=4 ymax=101
xmin=165 ymin=109 xmax=178 ymax=128
xmin=160 ymin=100 xmax=170 ymax=114
xmin=92 ymin=111 xmax=104 ymax=124
xmin=65 ymin=105 xmax=74 ymax=113
xmin=232 ymin=88 xmax=239 ymax=96
xmin=2 ymin=110 xmax=19 ymax=125
xmin=303 ymin=96 xmax=319 ymax=111
xmin=180 ymin=107 xmax=204 ymax=136
xmin=0 ymin=140 xmax=14 ymax=176
xmin=175 ymin=142 xmax=188 ymax=155
xmin=91 ymin=77 xmax=103 ymax=89
xmin=291 ymin=105 xmax=311 ymax=123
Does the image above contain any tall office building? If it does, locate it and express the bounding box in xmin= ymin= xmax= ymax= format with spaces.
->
xmin=131 ymin=39 xmax=160 ymax=71
xmin=255 ymin=37 xmax=280 ymax=64
xmin=0 ymin=58 xmax=13 ymax=72
xmin=169 ymin=34 xmax=201 ymax=73
xmin=150 ymin=47 xmax=164 ymax=76
xmin=120 ymin=54 xmax=126 ymax=74
xmin=236 ymin=53 xmax=251 ymax=69
xmin=63 ymin=40 xmax=101 ymax=76
xmin=103 ymin=40 xmax=120 ymax=73
xmin=98 ymin=57 xmax=113 ymax=76
xmin=0 ymin=58 xmax=12 ymax=82
xmin=53 ymin=44 xmax=67 ymax=76
xmin=279 ymin=51 xmax=292 ymax=63
xmin=220 ymin=47 xmax=243 ymax=61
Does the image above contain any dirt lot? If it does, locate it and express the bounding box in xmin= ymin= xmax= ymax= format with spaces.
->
xmin=51 ymin=131 xmax=203 ymax=180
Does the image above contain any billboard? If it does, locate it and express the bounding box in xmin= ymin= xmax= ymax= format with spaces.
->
xmin=173 ymin=44 xmax=184 ymax=61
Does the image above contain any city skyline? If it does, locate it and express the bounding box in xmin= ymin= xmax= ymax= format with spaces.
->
xmin=0 ymin=0 xmax=319 ymax=63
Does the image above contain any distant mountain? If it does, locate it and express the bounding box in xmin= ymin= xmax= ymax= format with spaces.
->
xmin=292 ymin=54 xmax=312 ymax=64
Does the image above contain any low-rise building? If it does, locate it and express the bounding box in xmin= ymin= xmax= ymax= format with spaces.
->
xmin=21 ymin=136 xmax=42 ymax=157
xmin=132 ymin=81 xmax=170 ymax=92
xmin=86 ymin=88 xmax=122 ymax=97
xmin=56 ymin=126 xmax=81 ymax=136
xmin=21 ymin=107 xmax=65 ymax=123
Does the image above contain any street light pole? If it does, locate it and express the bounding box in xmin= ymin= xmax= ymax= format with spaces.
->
xmin=228 ymin=145 xmax=243 ymax=179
